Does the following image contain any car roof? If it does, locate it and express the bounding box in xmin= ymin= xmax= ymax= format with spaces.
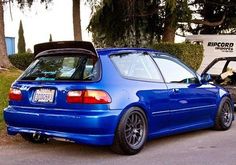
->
xmin=212 ymin=57 xmax=236 ymax=61
xmin=96 ymin=48 xmax=184 ymax=63
xmin=96 ymin=48 xmax=159 ymax=56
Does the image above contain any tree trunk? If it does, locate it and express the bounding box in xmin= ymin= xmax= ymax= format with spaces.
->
xmin=73 ymin=0 xmax=82 ymax=41
xmin=162 ymin=11 xmax=176 ymax=43
xmin=162 ymin=25 xmax=176 ymax=43
xmin=162 ymin=0 xmax=177 ymax=43
xmin=0 ymin=0 xmax=12 ymax=68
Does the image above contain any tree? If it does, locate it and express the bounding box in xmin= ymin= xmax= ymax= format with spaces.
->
xmin=26 ymin=48 xmax=32 ymax=53
xmin=88 ymin=0 xmax=236 ymax=46
xmin=73 ymin=0 xmax=82 ymax=40
xmin=88 ymin=0 xmax=188 ymax=46
xmin=162 ymin=0 xmax=177 ymax=42
xmin=18 ymin=20 xmax=26 ymax=53
xmin=49 ymin=33 xmax=52 ymax=42
xmin=0 ymin=0 xmax=12 ymax=68
xmin=186 ymin=0 xmax=236 ymax=35
xmin=0 ymin=0 xmax=52 ymax=69
xmin=88 ymin=0 xmax=168 ymax=47
xmin=72 ymin=0 xmax=99 ymax=41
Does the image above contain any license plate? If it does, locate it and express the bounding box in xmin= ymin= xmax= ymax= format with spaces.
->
xmin=33 ymin=89 xmax=55 ymax=103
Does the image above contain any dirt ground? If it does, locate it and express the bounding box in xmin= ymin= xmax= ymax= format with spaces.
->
xmin=0 ymin=128 xmax=23 ymax=145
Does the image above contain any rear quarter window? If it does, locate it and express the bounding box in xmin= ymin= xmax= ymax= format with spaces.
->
xmin=110 ymin=52 xmax=163 ymax=82
xmin=19 ymin=54 xmax=100 ymax=81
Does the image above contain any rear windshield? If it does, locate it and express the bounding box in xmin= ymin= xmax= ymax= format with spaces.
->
xmin=19 ymin=54 xmax=100 ymax=81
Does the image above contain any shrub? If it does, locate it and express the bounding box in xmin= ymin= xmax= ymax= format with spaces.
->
xmin=151 ymin=43 xmax=204 ymax=71
xmin=9 ymin=53 xmax=34 ymax=70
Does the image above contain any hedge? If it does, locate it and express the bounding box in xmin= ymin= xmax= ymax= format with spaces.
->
xmin=151 ymin=43 xmax=204 ymax=71
xmin=9 ymin=53 xmax=34 ymax=70
xmin=8 ymin=43 xmax=204 ymax=71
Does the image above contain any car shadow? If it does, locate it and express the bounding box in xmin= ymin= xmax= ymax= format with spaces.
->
xmin=14 ymin=124 xmax=234 ymax=158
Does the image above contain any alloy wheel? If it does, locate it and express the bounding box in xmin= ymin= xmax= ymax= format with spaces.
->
xmin=124 ymin=111 xmax=146 ymax=149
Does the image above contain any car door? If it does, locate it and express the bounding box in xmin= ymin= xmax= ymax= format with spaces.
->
xmin=202 ymin=58 xmax=236 ymax=103
xmin=221 ymin=60 xmax=236 ymax=102
xmin=152 ymin=54 xmax=217 ymax=130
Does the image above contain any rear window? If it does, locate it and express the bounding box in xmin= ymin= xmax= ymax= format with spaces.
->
xmin=19 ymin=54 xmax=100 ymax=81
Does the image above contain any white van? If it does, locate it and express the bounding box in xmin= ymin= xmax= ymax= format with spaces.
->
xmin=186 ymin=35 xmax=236 ymax=73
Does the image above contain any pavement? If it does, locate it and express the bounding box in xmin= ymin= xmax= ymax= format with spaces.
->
xmin=0 ymin=119 xmax=236 ymax=165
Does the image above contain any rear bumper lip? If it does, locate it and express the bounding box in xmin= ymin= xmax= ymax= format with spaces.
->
xmin=7 ymin=126 xmax=114 ymax=145
xmin=4 ymin=106 xmax=122 ymax=146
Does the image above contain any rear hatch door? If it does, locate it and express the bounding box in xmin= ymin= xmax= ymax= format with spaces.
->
xmin=10 ymin=42 xmax=104 ymax=110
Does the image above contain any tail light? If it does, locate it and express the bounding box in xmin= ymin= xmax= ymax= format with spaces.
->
xmin=9 ymin=88 xmax=22 ymax=101
xmin=67 ymin=90 xmax=111 ymax=104
xmin=66 ymin=91 xmax=83 ymax=103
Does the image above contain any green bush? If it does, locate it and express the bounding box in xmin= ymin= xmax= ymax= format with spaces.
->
xmin=9 ymin=53 xmax=34 ymax=70
xmin=0 ymin=69 xmax=22 ymax=130
xmin=151 ymin=43 xmax=204 ymax=71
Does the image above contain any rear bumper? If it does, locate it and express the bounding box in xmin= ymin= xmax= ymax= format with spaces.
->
xmin=4 ymin=106 xmax=122 ymax=146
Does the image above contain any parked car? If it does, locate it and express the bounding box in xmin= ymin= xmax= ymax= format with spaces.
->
xmin=4 ymin=41 xmax=234 ymax=155
xmin=201 ymin=57 xmax=236 ymax=103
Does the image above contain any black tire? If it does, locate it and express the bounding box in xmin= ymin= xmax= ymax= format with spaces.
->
xmin=112 ymin=107 xmax=147 ymax=155
xmin=214 ymin=97 xmax=234 ymax=130
xmin=21 ymin=133 xmax=49 ymax=144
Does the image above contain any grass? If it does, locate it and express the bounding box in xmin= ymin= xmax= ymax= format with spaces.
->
xmin=0 ymin=69 xmax=22 ymax=130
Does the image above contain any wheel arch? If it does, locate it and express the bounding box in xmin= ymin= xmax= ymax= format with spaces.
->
xmin=116 ymin=102 xmax=151 ymax=134
xmin=216 ymin=88 xmax=233 ymax=110
xmin=215 ymin=92 xmax=234 ymax=122
xmin=112 ymin=102 xmax=149 ymax=154
xmin=214 ymin=95 xmax=234 ymax=130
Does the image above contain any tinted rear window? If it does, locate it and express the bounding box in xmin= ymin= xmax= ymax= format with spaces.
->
xmin=19 ymin=54 xmax=100 ymax=81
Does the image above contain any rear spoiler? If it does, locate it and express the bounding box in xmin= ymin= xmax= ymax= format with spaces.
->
xmin=34 ymin=41 xmax=97 ymax=57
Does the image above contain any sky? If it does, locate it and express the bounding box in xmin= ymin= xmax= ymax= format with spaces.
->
xmin=4 ymin=1 xmax=92 ymax=51
xmin=3 ymin=1 xmax=185 ymax=52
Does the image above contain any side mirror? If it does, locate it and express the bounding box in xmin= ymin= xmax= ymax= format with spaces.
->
xmin=201 ymin=73 xmax=212 ymax=83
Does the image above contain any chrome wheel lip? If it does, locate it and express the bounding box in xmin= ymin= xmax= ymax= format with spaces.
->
xmin=124 ymin=111 xmax=146 ymax=149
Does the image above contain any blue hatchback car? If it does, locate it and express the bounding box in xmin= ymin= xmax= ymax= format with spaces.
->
xmin=4 ymin=41 xmax=234 ymax=155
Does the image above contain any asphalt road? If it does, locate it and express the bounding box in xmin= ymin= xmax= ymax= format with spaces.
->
xmin=1 ymin=121 xmax=236 ymax=165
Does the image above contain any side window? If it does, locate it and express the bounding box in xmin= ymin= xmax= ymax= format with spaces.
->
xmin=110 ymin=53 xmax=163 ymax=82
xmin=225 ymin=61 xmax=236 ymax=72
xmin=154 ymin=57 xmax=199 ymax=84
xmin=206 ymin=60 xmax=227 ymax=75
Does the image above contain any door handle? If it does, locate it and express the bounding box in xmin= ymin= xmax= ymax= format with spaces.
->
xmin=172 ymin=88 xmax=180 ymax=93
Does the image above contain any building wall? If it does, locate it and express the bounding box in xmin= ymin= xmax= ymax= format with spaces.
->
xmin=5 ymin=37 xmax=15 ymax=55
